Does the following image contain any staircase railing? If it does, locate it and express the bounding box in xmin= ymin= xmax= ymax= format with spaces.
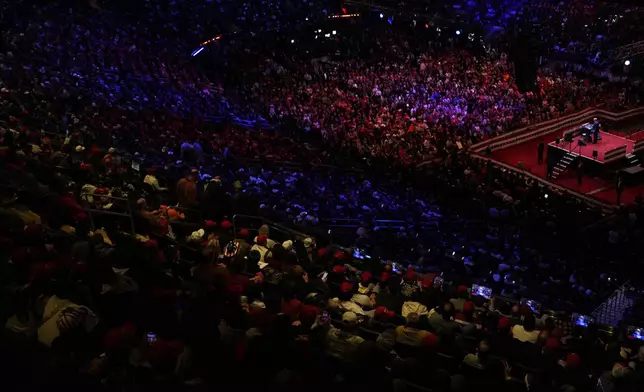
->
xmin=591 ymin=281 xmax=633 ymax=326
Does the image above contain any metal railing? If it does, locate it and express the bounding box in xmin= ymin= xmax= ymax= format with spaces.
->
xmin=172 ymin=206 xmax=203 ymax=223
xmin=591 ymin=281 xmax=633 ymax=327
xmin=232 ymin=214 xmax=313 ymax=245
xmin=80 ymin=193 xmax=136 ymax=235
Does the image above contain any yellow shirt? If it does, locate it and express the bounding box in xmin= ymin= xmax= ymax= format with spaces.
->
xmin=144 ymin=174 xmax=162 ymax=189
xmin=395 ymin=325 xmax=431 ymax=346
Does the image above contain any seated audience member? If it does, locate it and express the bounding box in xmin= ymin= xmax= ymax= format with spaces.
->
xmin=430 ymin=302 xmax=461 ymax=336
xmin=337 ymin=282 xmax=367 ymax=316
xmin=553 ymin=352 xmax=589 ymax=391
xmin=455 ymin=301 xmax=476 ymax=325
xmin=509 ymin=304 xmax=522 ymax=326
xmin=39 ymin=295 xmax=98 ymax=347
xmin=374 ymin=278 xmax=403 ymax=315
xmin=418 ymin=276 xmax=442 ymax=309
xmin=512 ymin=313 xmax=540 ymax=343
xmin=450 ymin=285 xmax=470 ymax=312
xmin=395 ymin=312 xmax=434 ymax=347
xmin=463 ymin=339 xmax=492 ymax=368
xmin=369 ymin=306 xmax=396 ymax=332
xmin=143 ymin=168 xmax=167 ymax=191
xmin=597 ymin=362 xmax=636 ymax=392
xmin=253 ymin=224 xmax=276 ymax=249
xmin=325 ymin=311 xmax=365 ymax=361
xmin=368 ymin=306 xmax=397 ymax=351
xmin=251 ymin=235 xmax=271 ymax=266
xmin=135 ymin=198 xmax=163 ymax=229
xmin=401 ymin=295 xmax=429 ymax=318
xmin=399 ymin=268 xmax=421 ymax=299
xmin=357 ymin=271 xmax=378 ymax=295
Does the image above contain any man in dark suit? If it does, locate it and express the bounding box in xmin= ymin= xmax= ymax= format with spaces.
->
xmin=617 ymin=174 xmax=625 ymax=204
xmin=592 ymin=117 xmax=601 ymax=144
xmin=537 ymin=141 xmax=545 ymax=165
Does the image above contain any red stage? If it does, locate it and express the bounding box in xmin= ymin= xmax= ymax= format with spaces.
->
xmin=475 ymin=107 xmax=644 ymax=206
xmin=491 ymin=129 xmax=644 ymax=205
xmin=548 ymin=131 xmax=632 ymax=162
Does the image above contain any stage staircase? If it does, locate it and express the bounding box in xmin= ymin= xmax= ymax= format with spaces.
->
xmin=626 ymin=153 xmax=641 ymax=168
xmin=550 ymin=152 xmax=577 ymax=180
xmin=591 ymin=282 xmax=635 ymax=327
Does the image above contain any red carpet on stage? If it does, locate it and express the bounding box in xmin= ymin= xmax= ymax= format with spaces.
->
xmin=548 ymin=132 xmax=633 ymax=162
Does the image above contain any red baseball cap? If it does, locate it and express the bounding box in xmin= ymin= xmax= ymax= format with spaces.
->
xmin=298 ymin=305 xmax=319 ymax=326
xmin=498 ymin=316 xmax=510 ymax=329
xmin=333 ymin=265 xmax=347 ymax=274
xmin=545 ymin=337 xmax=560 ymax=352
xmin=340 ymin=281 xmax=354 ymax=293
xmin=281 ymin=298 xmax=302 ymax=318
xmin=422 ymin=333 xmax=439 ymax=349
xmin=374 ymin=306 xmax=394 ymax=319
xmin=566 ymin=353 xmax=581 ymax=368
xmin=220 ymin=220 xmax=233 ymax=230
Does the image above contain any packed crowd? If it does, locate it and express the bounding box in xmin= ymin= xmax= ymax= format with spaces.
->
xmin=1 ymin=1 xmax=644 ymax=391
xmin=2 ymin=0 xmax=640 ymax=168
xmin=2 ymin=128 xmax=644 ymax=392
xmin=393 ymin=0 xmax=644 ymax=57
xmin=246 ymin=46 xmax=634 ymax=165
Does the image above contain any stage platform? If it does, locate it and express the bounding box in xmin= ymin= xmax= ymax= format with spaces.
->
xmin=489 ymin=128 xmax=644 ymax=206
xmin=476 ymin=106 xmax=644 ymax=206
xmin=548 ymin=131 xmax=633 ymax=163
